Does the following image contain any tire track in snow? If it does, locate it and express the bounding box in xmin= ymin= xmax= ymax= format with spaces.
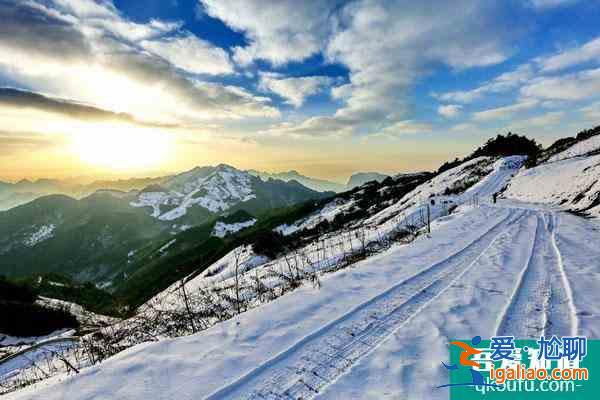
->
xmin=206 ymin=209 xmax=527 ymax=400
xmin=547 ymin=213 xmax=579 ymax=336
xmin=495 ymin=211 xmax=576 ymax=338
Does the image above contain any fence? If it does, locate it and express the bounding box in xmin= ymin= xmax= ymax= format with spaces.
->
xmin=0 ymin=193 xmax=483 ymax=395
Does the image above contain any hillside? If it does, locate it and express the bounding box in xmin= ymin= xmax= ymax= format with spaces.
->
xmin=0 ymin=176 xmax=167 ymax=212
xmin=248 ymin=170 xmax=346 ymax=193
xmin=0 ymin=193 xmax=165 ymax=285
xmin=3 ymin=131 xmax=600 ymax=399
xmin=504 ymin=128 xmax=600 ymax=217
xmin=0 ymin=152 xmax=543 ymax=399
xmin=346 ymin=172 xmax=390 ymax=189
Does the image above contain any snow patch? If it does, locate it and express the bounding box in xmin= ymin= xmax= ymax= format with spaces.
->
xmin=23 ymin=224 xmax=55 ymax=247
xmin=158 ymin=239 xmax=176 ymax=255
xmin=212 ymin=219 xmax=257 ymax=238
xmin=275 ymin=198 xmax=354 ymax=236
xmin=549 ymin=134 xmax=600 ymax=162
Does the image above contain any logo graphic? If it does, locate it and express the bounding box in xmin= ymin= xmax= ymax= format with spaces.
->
xmin=439 ymin=336 xmax=598 ymax=399
xmin=437 ymin=336 xmax=499 ymax=389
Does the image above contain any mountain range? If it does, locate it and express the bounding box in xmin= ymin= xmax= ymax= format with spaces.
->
xmin=0 ymin=176 xmax=166 ymax=211
xmin=0 ymin=164 xmax=331 ymax=289
xmin=248 ymin=170 xmax=346 ymax=192
xmin=0 ymin=168 xmax=392 ymax=211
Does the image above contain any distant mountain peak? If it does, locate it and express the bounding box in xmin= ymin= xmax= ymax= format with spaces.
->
xmin=346 ymin=172 xmax=390 ymax=189
xmin=215 ymin=163 xmax=238 ymax=171
xmin=130 ymin=164 xmax=328 ymax=224
xmin=247 ymin=169 xmax=345 ymax=193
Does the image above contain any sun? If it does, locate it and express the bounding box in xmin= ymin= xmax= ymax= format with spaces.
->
xmin=71 ymin=124 xmax=171 ymax=171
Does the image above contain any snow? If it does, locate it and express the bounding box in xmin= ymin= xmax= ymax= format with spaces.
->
xmin=212 ymin=219 xmax=256 ymax=238
xmin=144 ymin=245 xmax=270 ymax=312
xmin=0 ymin=330 xmax=74 ymax=348
xmin=505 ymin=154 xmax=600 ymax=217
xmin=8 ymin=200 xmax=599 ymax=400
xmin=130 ymin=165 xmax=256 ymax=221
xmin=274 ymin=198 xmax=355 ymax=235
xmin=145 ymin=156 xmax=525 ymax=322
xmin=7 ymin=154 xmax=600 ymax=399
xmin=130 ymin=191 xmax=168 ymax=218
xmin=23 ymin=224 xmax=55 ymax=247
xmin=549 ymin=134 xmax=600 ymax=162
xmin=158 ymin=239 xmax=176 ymax=255
xmin=35 ymin=297 xmax=118 ymax=326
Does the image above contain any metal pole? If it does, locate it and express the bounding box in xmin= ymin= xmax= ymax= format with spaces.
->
xmin=427 ymin=204 xmax=431 ymax=234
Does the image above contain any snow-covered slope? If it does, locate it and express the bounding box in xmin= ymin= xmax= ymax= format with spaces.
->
xmin=506 ymin=151 xmax=600 ymax=218
xmin=35 ymin=297 xmax=118 ymax=327
xmin=13 ymin=155 xmax=596 ymax=400
xmin=147 ymin=156 xmax=525 ymax=320
xmin=212 ymin=219 xmax=256 ymax=238
xmin=548 ymin=134 xmax=600 ymax=162
xmin=22 ymin=224 xmax=55 ymax=247
xmin=368 ymin=156 xmax=524 ymax=225
xmin=144 ymin=245 xmax=269 ymax=312
xmin=9 ymin=201 xmax=600 ymax=400
xmin=131 ymin=164 xmax=256 ymax=221
xmin=274 ymin=198 xmax=356 ymax=235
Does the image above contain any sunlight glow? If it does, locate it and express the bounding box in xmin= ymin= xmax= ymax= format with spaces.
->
xmin=70 ymin=124 xmax=171 ymax=170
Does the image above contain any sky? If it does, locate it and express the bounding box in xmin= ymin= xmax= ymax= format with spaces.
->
xmin=0 ymin=0 xmax=599 ymax=183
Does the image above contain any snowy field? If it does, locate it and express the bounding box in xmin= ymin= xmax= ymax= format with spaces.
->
xmin=6 ymin=198 xmax=600 ymax=400
xmin=506 ymin=154 xmax=600 ymax=217
xmin=4 ymin=152 xmax=600 ymax=399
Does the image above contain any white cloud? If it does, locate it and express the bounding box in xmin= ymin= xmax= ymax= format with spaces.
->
xmin=202 ymin=0 xmax=513 ymax=137
xmin=472 ymin=100 xmax=539 ymax=121
xmin=436 ymin=64 xmax=533 ymax=103
xmin=377 ymin=120 xmax=433 ymax=136
xmin=450 ymin=123 xmax=477 ymax=132
xmin=521 ymin=67 xmax=600 ymax=100
xmin=438 ymin=104 xmax=463 ymax=118
xmin=200 ymin=0 xmax=335 ymax=66
xmin=524 ymin=111 xmax=565 ymax=126
xmin=141 ymin=34 xmax=234 ymax=75
xmin=0 ymin=0 xmax=278 ymax=125
xmin=580 ymin=101 xmax=600 ymax=120
xmin=260 ymin=116 xmax=354 ymax=138
xmin=503 ymin=111 xmax=566 ymax=135
xmin=323 ymin=0 xmax=511 ymax=134
xmin=529 ymin=0 xmax=580 ymax=10
xmin=539 ymin=37 xmax=600 ymax=72
xmin=259 ymin=73 xmax=335 ymax=107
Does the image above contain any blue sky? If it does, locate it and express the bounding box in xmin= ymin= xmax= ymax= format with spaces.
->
xmin=1 ymin=0 xmax=600 ymax=181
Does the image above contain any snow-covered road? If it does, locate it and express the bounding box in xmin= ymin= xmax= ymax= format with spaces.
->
xmin=7 ymin=202 xmax=600 ymax=400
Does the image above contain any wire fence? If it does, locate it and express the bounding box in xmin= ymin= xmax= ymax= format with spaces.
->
xmin=0 ymin=193 xmax=484 ymax=395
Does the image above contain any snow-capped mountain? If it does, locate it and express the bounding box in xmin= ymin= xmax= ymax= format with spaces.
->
xmin=131 ymin=164 xmax=331 ymax=224
xmin=132 ymin=164 xmax=256 ymax=220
